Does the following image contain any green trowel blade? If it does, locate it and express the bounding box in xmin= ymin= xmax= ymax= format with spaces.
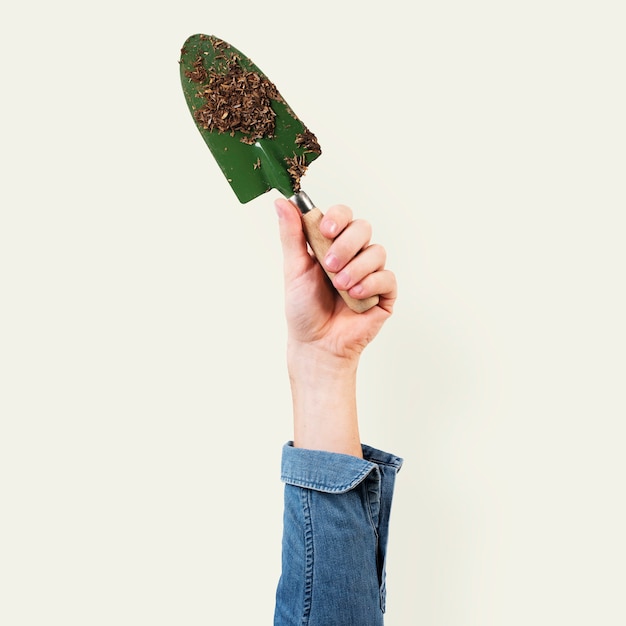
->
xmin=179 ymin=34 xmax=321 ymax=203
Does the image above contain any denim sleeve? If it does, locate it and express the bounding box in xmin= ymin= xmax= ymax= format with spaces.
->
xmin=274 ymin=442 xmax=403 ymax=626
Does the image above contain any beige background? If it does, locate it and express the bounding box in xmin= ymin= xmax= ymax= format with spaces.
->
xmin=1 ymin=1 xmax=624 ymax=624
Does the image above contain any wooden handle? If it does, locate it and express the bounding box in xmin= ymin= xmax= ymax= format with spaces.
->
xmin=300 ymin=207 xmax=380 ymax=313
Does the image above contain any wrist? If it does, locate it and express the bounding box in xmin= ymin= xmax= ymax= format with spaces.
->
xmin=286 ymin=341 xmax=362 ymax=458
xmin=287 ymin=340 xmax=359 ymax=380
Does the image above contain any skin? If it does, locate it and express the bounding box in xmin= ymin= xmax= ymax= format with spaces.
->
xmin=275 ymin=197 xmax=398 ymax=459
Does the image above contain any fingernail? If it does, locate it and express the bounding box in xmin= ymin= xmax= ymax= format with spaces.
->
xmin=325 ymin=253 xmax=339 ymax=271
xmin=351 ymin=284 xmax=364 ymax=296
xmin=335 ymin=270 xmax=350 ymax=288
xmin=275 ymin=201 xmax=284 ymax=219
xmin=325 ymin=220 xmax=338 ymax=236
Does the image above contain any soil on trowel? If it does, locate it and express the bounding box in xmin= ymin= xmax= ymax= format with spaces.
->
xmin=188 ymin=54 xmax=280 ymax=144
xmin=184 ymin=36 xmax=321 ymax=191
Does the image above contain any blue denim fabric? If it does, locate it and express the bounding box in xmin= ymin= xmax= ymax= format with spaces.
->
xmin=274 ymin=443 xmax=403 ymax=626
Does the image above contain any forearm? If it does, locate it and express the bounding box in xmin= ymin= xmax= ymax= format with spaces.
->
xmin=287 ymin=342 xmax=362 ymax=458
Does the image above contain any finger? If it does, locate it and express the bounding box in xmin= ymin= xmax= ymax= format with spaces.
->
xmin=275 ymin=197 xmax=311 ymax=278
xmin=319 ymin=204 xmax=353 ymax=239
xmin=323 ymin=219 xmax=372 ymax=273
xmin=333 ymin=244 xmax=387 ymax=291
xmin=348 ymin=269 xmax=398 ymax=313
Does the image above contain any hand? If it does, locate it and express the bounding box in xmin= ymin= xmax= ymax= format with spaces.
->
xmin=275 ymin=198 xmax=397 ymax=364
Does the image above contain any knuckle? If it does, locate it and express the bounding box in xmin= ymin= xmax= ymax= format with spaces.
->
xmin=370 ymin=243 xmax=386 ymax=263
xmin=354 ymin=219 xmax=372 ymax=240
xmin=331 ymin=204 xmax=353 ymax=224
xmin=327 ymin=204 xmax=348 ymax=217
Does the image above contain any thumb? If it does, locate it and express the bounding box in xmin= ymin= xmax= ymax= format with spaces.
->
xmin=275 ymin=197 xmax=311 ymax=277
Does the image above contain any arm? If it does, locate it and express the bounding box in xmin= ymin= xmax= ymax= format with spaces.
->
xmin=274 ymin=197 xmax=397 ymax=457
xmin=274 ymin=198 xmax=402 ymax=626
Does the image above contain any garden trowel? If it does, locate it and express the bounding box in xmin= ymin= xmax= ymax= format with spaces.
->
xmin=179 ymin=34 xmax=378 ymax=313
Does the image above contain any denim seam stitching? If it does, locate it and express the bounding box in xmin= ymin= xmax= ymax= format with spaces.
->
xmin=300 ymin=488 xmax=314 ymax=625
xmin=364 ymin=459 xmax=401 ymax=470
xmin=364 ymin=476 xmax=380 ymax=536
xmin=364 ymin=471 xmax=386 ymax=614
xmin=281 ymin=464 xmax=375 ymax=493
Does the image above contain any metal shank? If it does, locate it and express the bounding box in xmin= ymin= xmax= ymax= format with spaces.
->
xmin=289 ymin=191 xmax=314 ymax=215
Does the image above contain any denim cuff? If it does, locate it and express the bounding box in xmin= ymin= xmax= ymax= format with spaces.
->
xmin=281 ymin=442 xmax=403 ymax=494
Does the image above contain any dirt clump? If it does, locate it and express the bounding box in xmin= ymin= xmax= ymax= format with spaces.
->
xmin=189 ymin=55 xmax=280 ymax=144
